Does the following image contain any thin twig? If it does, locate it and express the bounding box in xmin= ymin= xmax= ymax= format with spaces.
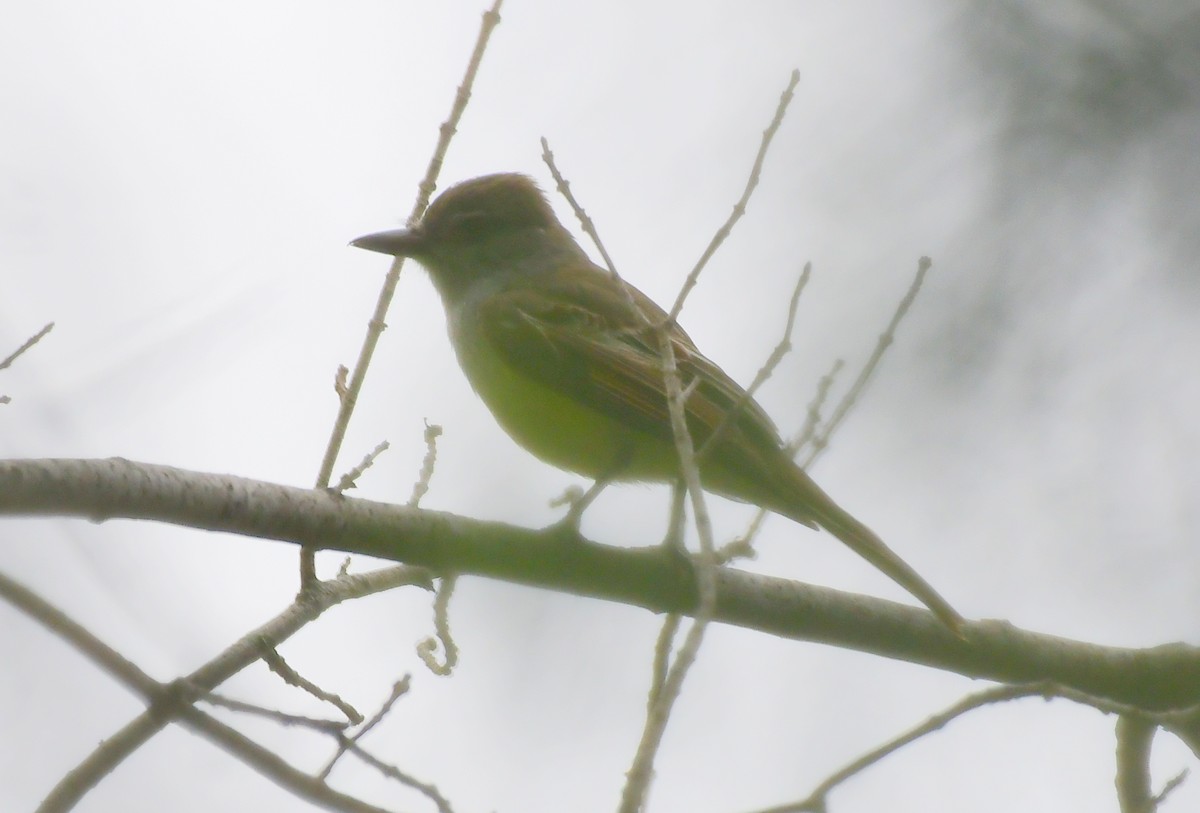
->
xmin=218 ymin=680 xmax=455 ymax=812
xmin=699 ymin=262 xmax=810 ymax=462
xmin=343 ymin=740 xmax=456 ymax=813
xmin=1 ymin=322 xmax=55 ymax=404
xmin=263 ymin=648 xmax=363 ymax=725
xmin=4 ymin=562 xmax=430 ymax=812
xmin=611 ymin=66 xmax=811 ymax=794
xmin=619 ymin=327 xmax=719 ymax=813
xmin=789 ymin=357 xmax=845 ymax=458
xmin=1153 ymin=771 xmax=1189 ymax=809
xmin=0 ymin=566 xmax=430 ymax=813
xmin=748 ymin=682 xmax=1186 ymax=813
xmin=541 ymin=138 xmax=622 ymax=279
xmin=1 ymin=322 xmax=54 ymax=370
xmin=204 ymin=693 xmax=350 ymax=735
xmin=416 ymin=575 xmax=459 ymax=675
xmin=723 ymin=356 xmax=844 ymax=558
xmin=334 ymin=440 xmax=390 ymax=494
xmin=647 ymin=614 xmax=681 ymax=709
xmin=213 ymin=681 xmax=454 ymax=812
xmin=666 ymin=70 xmax=800 ymax=322
xmin=541 ymin=145 xmax=725 ymax=813
xmin=0 ymin=569 xmax=160 ymax=698
xmin=800 ymin=256 xmax=930 ymax=469
xmin=319 ymin=676 xmax=412 ymax=780
xmin=541 ymin=135 xmax=726 ymax=813
xmin=408 ymin=421 xmax=443 ymax=507
xmin=181 ymin=707 xmax=399 ymax=813
xmin=307 ymin=0 xmax=505 ymax=585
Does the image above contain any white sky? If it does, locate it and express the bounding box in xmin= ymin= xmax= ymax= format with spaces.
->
xmin=3 ymin=1 xmax=1199 ymax=812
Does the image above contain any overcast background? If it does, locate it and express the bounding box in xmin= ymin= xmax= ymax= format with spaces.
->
xmin=3 ymin=1 xmax=1199 ymax=811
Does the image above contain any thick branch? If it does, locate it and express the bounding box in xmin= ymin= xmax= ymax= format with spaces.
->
xmin=2 ymin=457 xmax=1198 ymax=712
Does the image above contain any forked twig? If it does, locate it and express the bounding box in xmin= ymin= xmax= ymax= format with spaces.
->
xmin=342 ymin=740 xmax=455 ymax=813
xmin=319 ymin=676 xmax=412 ymax=780
xmin=619 ymin=70 xmax=802 ymax=813
xmin=0 ymin=565 xmax=431 ymax=813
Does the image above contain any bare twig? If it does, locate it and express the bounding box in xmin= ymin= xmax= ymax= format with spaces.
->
xmin=320 ymin=676 xmax=412 ymax=780
xmin=542 ymin=135 xmax=726 ymax=813
xmin=615 ymin=72 xmax=804 ymax=807
xmin=263 ymin=649 xmax=364 ymax=725
xmin=334 ymin=440 xmax=391 ymax=494
xmin=0 ymin=568 xmax=160 ymax=699
xmin=307 ymin=0 xmax=505 ymax=585
xmin=619 ymin=324 xmax=719 ymax=813
xmin=343 ymin=740 xmax=456 ymax=813
xmin=725 ymin=354 xmax=844 ymax=558
xmin=408 ymin=421 xmax=443 ymax=507
xmin=1 ymin=322 xmax=55 ymax=404
xmin=647 ymin=613 xmax=681 ymax=709
xmin=204 ymin=693 xmax=350 ymax=735
xmin=541 ymin=138 xmax=621 ymax=279
xmin=0 ymin=561 xmax=431 ymax=812
xmin=214 ymin=683 xmax=454 ymax=813
xmin=666 ymin=70 xmax=800 ymax=322
xmin=539 ymin=148 xmax=727 ymax=813
xmin=749 ymin=682 xmax=1191 ymax=813
xmin=1153 ymin=771 xmax=1189 ymax=809
xmin=751 ymin=684 xmax=1055 ymax=813
xmin=1 ymin=322 xmax=54 ymax=371
xmin=699 ymin=262 xmax=810 ymax=463
xmin=220 ymin=684 xmax=455 ymax=812
xmin=416 ymin=575 xmax=459 ymax=676
xmin=180 ymin=708 xmax=399 ymax=813
xmin=543 ymin=141 xmax=664 ymax=367
xmin=0 ymin=567 xmax=430 ymax=813
xmin=800 ymin=256 xmax=930 ymax=470
xmin=789 ymin=357 xmax=845 ymax=458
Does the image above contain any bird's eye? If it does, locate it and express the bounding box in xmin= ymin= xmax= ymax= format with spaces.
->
xmin=444 ymin=210 xmax=489 ymax=236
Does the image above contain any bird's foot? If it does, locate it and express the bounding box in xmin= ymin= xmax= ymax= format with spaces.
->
xmin=545 ymin=479 xmax=610 ymax=540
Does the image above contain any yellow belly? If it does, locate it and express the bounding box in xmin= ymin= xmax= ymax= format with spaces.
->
xmin=446 ymin=297 xmax=797 ymax=516
xmin=452 ymin=322 xmax=678 ymax=480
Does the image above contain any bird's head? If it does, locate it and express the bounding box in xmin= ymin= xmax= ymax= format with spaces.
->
xmin=352 ymin=173 xmax=580 ymax=301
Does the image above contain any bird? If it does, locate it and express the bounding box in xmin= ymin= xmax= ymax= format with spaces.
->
xmin=351 ymin=172 xmax=963 ymax=631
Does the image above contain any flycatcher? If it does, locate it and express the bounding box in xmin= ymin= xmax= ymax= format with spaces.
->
xmin=352 ymin=173 xmax=963 ymax=631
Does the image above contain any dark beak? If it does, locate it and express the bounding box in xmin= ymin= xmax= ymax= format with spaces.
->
xmin=350 ymin=227 xmax=425 ymax=257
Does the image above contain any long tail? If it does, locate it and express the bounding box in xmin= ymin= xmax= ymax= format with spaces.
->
xmin=786 ymin=479 xmax=964 ymax=633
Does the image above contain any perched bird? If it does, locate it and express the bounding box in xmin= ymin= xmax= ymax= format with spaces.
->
xmin=352 ymin=173 xmax=963 ymax=631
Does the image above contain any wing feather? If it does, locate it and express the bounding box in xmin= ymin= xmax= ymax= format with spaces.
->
xmin=476 ymin=266 xmax=786 ymax=463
